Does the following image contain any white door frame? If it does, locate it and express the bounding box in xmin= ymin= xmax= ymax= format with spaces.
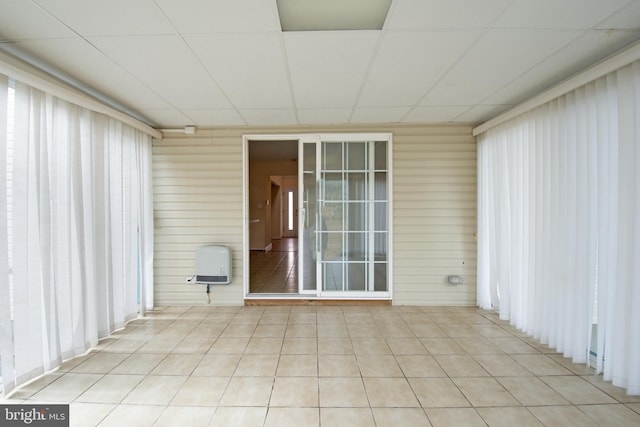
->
xmin=242 ymin=133 xmax=393 ymax=300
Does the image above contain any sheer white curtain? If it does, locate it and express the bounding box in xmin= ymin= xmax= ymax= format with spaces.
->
xmin=1 ymin=78 xmax=153 ymax=394
xmin=477 ymin=60 xmax=640 ymax=395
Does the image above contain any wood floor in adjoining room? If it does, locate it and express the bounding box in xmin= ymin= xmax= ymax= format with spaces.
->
xmin=4 ymin=305 xmax=640 ymax=427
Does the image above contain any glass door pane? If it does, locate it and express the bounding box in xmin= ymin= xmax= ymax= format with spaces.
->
xmin=299 ymin=138 xmax=318 ymax=293
xmin=318 ymin=139 xmax=388 ymax=295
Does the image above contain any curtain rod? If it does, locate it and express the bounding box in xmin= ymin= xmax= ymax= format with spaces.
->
xmin=0 ymin=49 xmax=163 ymax=140
xmin=473 ymin=39 xmax=640 ymax=137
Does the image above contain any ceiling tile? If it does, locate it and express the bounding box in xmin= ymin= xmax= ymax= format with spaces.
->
xmin=9 ymin=39 xmax=172 ymax=110
xmin=185 ymin=33 xmax=292 ymax=109
xmin=297 ymin=108 xmax=352 ymax=124
xmin=454 ymin=105 xmax=512 ymax=124
xmin=181 ymin=109 xmax=247 ymax=127
xmin=494 ymin=0 xmax=630 ymax=30
xmin=155 ymin=0 xmax=281 ymax=33
xmin=483 ymin=30 xmax=640 ymax=105
xmin=386 ymin=0 xmax=512 ymax=29
xmin=350 ymin=107 xmax=411 ymax=123
xmin=358 ymin=31 xmax=480 ymax=107
xmin=402 ymin=105 xmax=472 ymax=123
xmin=240 ymin=109 xmax=298 ymax=126
xmin=284 ymin=31 xmax=380 ymax=108
xmin=421 ymin=29 xmax=581 ymax=106
xmin=595 ymin=1 xmax=640 ymax=30
xmin=32 ymin=0 xmax=174 ymax=36
xmin=138 ymin=109 xmax=194 ymax=128
xmin=89 ymin=35 xmax=232 ymax=109
xmin=0 ymin=0 xmax=76 ymax=40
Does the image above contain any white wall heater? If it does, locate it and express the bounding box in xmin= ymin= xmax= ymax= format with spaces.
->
xmin=195 ymin=245 xmax=232 ymax=285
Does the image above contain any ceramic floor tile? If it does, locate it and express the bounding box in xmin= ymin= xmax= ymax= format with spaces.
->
xmin=455 ymin=337 xmax=503 ymax=354
xmin=351 ymin=338 xmax=392 ymax=355
xmin=244 ymin=337 xmax=284 ymax=354
xmin=321 ymin=408 xmax=375 ymax=427
xmin=97 ymin=404 xmax=161 ymax=427
xmin=497 ymin=376 xmax=569 ymax=406
xmin=409 ymin=324 xmax=448 ymax=338
xmin=31 ymin=373 xmax=103 ymax=402
xmin=285 ymin=323 xmax=317 ymax=338
xmin=440 ymin=324 xmax=481 ymax=338
xmin=71 ymin=353 xmax=129 ymax=374
xmin=111 ymin=353 xmax=165 ymax=375
xmin=208 ymin=337 xmax=250 ymax=354
xmin=363 ymin=378 xmax=420 ymax=407
xmin=252 ymin=324 xmax=287 ymax=338
xmin=386 ymin=338 xmax=428 ymax=355
xmin=476 ymin=407 xmax=544 ymax=427
xmin=582 ymin=375 xmax=640 ymax=403
xmin=527 ymin=405 xmax=600 ymax=427
xmin=270 ymin=377 xmax=318 ymax=407
xmin=76 ymin=374 xmax=144 ymax=404
xmin=317 ymin=337 xmax=354 ymax=354
xmin=420 ymin=338 xmax=466 ymax=354
xmin=627 ymin=402 xmax=640 ymax=414
xmin=69 ymin=402 xmax=115 ymax=427
xmin=264 ymin=407 xmax=319 ymax=427
xmin=122 ymin=375 xmax=187 ymax=405
xmin=541 ymin=376 xmax=618 ymax=404
xmin=317 ymin=323 xmax=350 ymax=338
xmin=434 ymin=355 xmax=490 ymax=377
xmin=452 ymin=377 xmax=520 ymax=407
xmin=170 ymin=376 xmax=229 ymax=406
xmin=281 ymin=338 xmax=317 ymax=354
xmin=395 ymin=355 xmax=447 ymax=378
xmin=408 ymin=378 xmax=470 ymax=408
xmin=191 ymin=354 xmax=240 ymax=376
xmin=154 ymin=406 xmax=216 ymax=427
xmin=276 ymin=354 xmax=318 ymax=376
xmin=171 ymin=337 xmax=214 ymax=354
xmin=234 ymin=355 xmax=279 ymax=376
xmin=220 ymin=377 xmax=274 ymax=406
xmin=578 ymin=401 xmax=640 ymax=427
xmin=488 ymin=337 xmax=539 ymax=354
xmin=150 ymin=354 xmax=202 ymax=376
xmin=425 ymin=408 xmax=486 ymax=427
xmin=357 ymin=355 xmax=403 ymax=377
xmin=473 ymin=354 xmax=532 ymax=376
xmin=511 ymin=354 xmax=573 ymax=376
xmin=318 ymin=355 xmax=361 ymax=377
xmin=372 ymin=408 xmax=432 ymax=427
xmin=319 ymin=378 xmax=369 ymax=407
xmin=209 ymin=407 xmax=267 ymax=427
xmin=348 ymin=324 xmax=382 ymax=338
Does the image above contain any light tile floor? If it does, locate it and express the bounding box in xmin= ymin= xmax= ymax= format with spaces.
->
xmin=3 ymin=305 xmax=640 ymax=427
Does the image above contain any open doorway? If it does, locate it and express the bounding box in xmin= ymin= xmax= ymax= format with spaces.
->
xmin=248 ymin=140 xmax=298 ymax=294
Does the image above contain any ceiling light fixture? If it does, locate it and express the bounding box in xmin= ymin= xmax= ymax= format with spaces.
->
xmin=276 ymin=0 xmax=392 ymax=31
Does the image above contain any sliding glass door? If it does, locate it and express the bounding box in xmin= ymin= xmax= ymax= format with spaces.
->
xmin=299 ymin=134 xmax=390 ymax=297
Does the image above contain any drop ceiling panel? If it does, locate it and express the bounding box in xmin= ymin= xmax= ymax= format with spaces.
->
xmin=9 ymin=39 xmax=172 ymax=110
xmin=89 ymin=35 xmax=232 ymax=109
xmin=155 ymin=0 xmax=281 ymax=33
xmin=421 ymin=30 xmax=581 ymax=106
xmin=185 ymin=33 xmax=292 ymax=109
xmin=32 ymin=0 xmax=174 ymax=36
xmin=351 ymin=107 xmax=411 ymax=124
xmin=181 ymin=109 xmax=247 ymax=127
xmin=0 ymin=0 xmax=76 ymax=40
xmin=358 ymin=31 xmax=480 ymax=107
xmin=297 ymin=108 xmax=352 ymax=124
xmin=493 ymin=0 xmax=630 ymax=29
xmin=138 ymin=109 xmax=194 ymax=128
xmin=402 ymin=105 xmax=473 ymax=123
xmin=454 ymin=105 xmax=512 ymax=123
xmin=240 ymin=109 xmax=298 ymax=126
xmin=484 ymin=30 xmax=640 ymax=105
xmin=595 ymin=1 xmax=640 ymax=29
xmin=386 ymin=0 xmax=512 ymax=29
xmin=284 ymin=31 xmax=380 ymax=108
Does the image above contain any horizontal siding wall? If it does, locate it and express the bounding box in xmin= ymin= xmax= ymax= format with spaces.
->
xmin=392 ymin=126 xmax=477 ymax=305
xmin=153 ymin=125 xmax=476 ymax=306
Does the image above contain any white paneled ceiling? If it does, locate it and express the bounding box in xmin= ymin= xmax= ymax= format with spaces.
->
xmin=1 ymin=0 xmax=639 ymax=128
